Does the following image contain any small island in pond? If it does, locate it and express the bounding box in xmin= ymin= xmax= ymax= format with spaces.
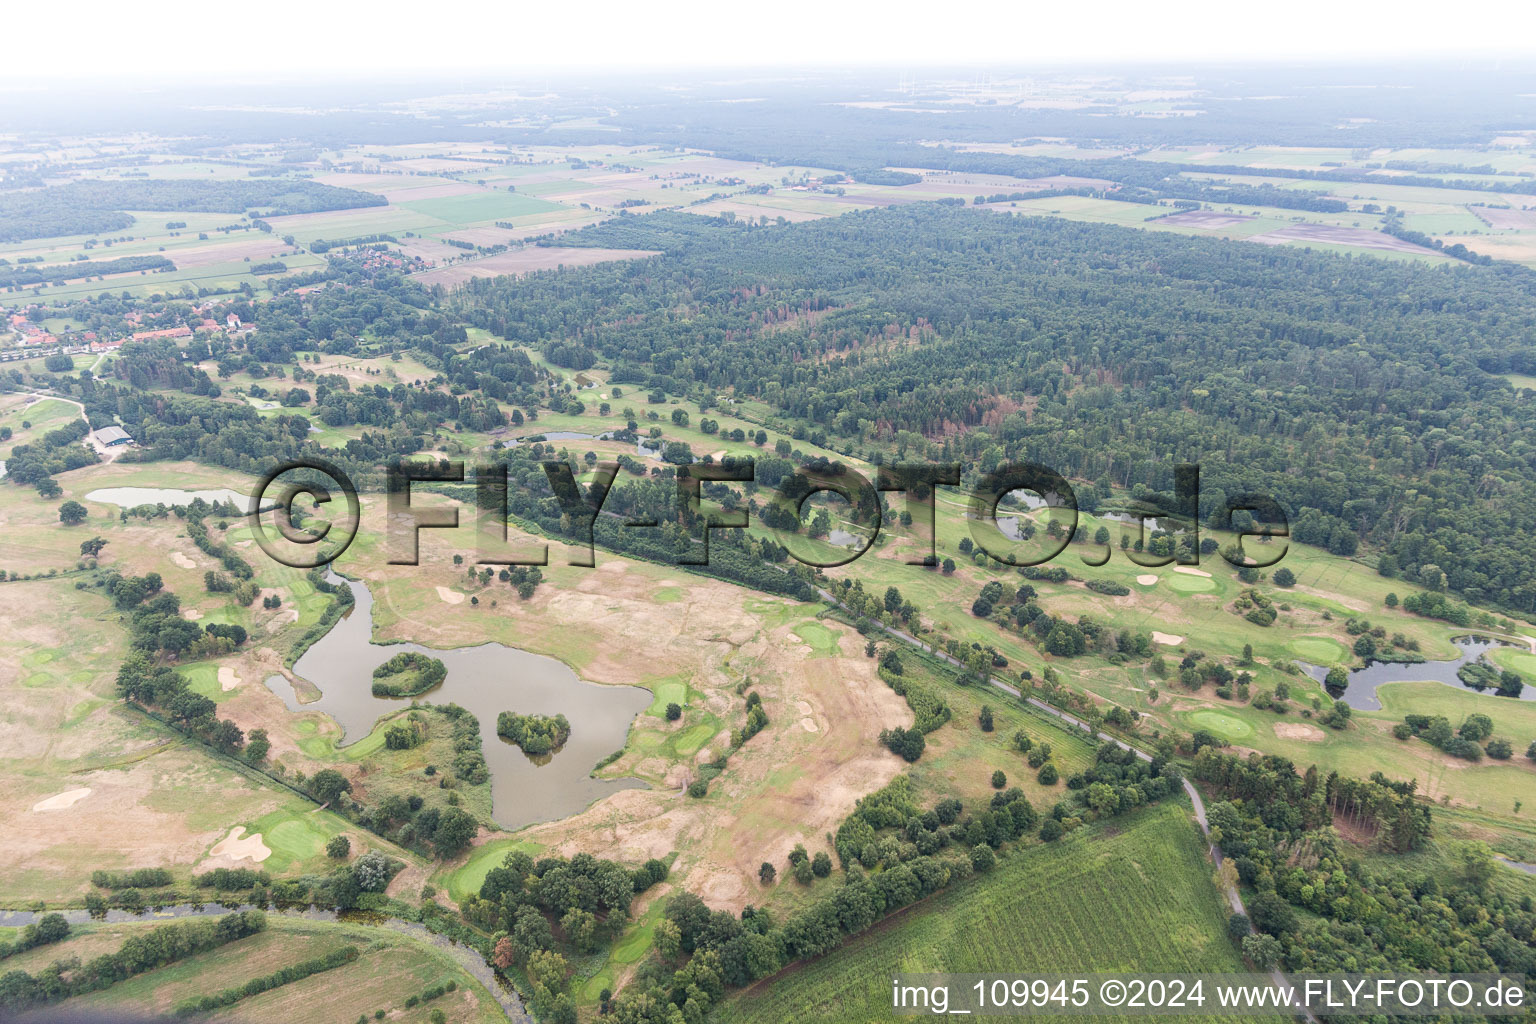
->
xmin=497 ymin=710 xmax=572 ymax=757
xmin=371 ymin=652 xmax=448 ymax=697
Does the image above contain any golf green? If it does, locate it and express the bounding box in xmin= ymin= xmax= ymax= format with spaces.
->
xmin=1186 ymin=709 xmax=1253 ymax=740
xmin=1166 ymin=573 xmax=1218 ymax=595
xmin=1290 ymin=637 xmax=1348 ymax=665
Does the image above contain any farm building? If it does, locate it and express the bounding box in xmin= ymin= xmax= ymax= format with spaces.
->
xmin=92 ymin=425 xmax=133 ymax=447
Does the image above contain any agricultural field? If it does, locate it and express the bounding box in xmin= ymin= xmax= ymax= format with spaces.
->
xmin=20 ymin=916 xmax=506 ymax=1024
xmin=715 ymin=803 xmax=1282 ymax=1024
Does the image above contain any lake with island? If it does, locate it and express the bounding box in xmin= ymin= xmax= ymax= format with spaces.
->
xmin=267 ymin=573 xmax=651 ymax=831
xmin=1300 ymin=636 xmax=1531 ymax=710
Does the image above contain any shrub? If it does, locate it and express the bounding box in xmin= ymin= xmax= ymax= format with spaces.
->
xmin=370 ymin=652 xmax=446 ymax=697
xmin=496 ymin=711 xmax=571 ymax=755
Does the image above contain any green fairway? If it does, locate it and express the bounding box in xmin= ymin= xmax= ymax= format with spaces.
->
xmin=443 ymin=838 xmax=547 ymax=902
xmin=716 ymin=803 xmax=1277 ymax=1024
xmin=1489 ymin=647 xmax=1536 ymax=679
xmin=672 ymin=722 xmax=716 ymax=756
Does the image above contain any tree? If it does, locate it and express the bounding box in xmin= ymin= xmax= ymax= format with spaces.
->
xmin=978 ymin=705 xmax=994 ymax=732
xmin=1459 ymin=713 xmax=1494 ymax=742
xmin=244 ymin=728 xmax=270 ymax=762
xmin=326 ymin=835 xmax=351 ymax=859
xmin=1385 ymin=592 xmax=1399 ymax=607
xmin=970 ymin=844 xmax=995 ymax=872
xmin=58 ymin=500 xmax=88 ymax=525
xmin=758 ymin=862 xmax=776 ymax=885
xmin=991 ymin=769 xmax=1007 ymax=789
xmin=309 ymin=769 xmax=351 ymax=805
xmin=79 ymin=537 xmax=108 ymax=557
xmin=1037 ymin=763 xmax=1059 ymax=785
xmin=1226 ymin=912 xmax=1250 ymax=943
xmin=353 ymin=850 xmax=392 ymax=892
xmin=811 ymin=851 xmax=832 ymax=877
xmin=654 ymin=917 xmax=682 ymax=958
xmin=432 ymin=807 xmax=478 ymax=857
xmin=37 ymin=478 xmax=62 ymax=499
xmin=1242 ymin=933 xmax=1282 ymax=969
xmin=666 ymin=702 xmax=682 ymax=721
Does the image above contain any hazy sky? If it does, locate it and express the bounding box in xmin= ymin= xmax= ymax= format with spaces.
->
xmin=4 ymin=0 xmax=1534 ymax=81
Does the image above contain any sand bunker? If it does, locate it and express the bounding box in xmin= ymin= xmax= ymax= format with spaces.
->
xmin=181 ymin=607 xmax=203 ymax=621
xmin=218 ymin=666 xmax=241 ymax=691
xmin=1136 ymin=574 xmax=1158 ymax=586
xmin=32 ymin=787 xmax=91 ymax=811
xmin=170 ymin=551 xmax=196 ymax=569
xmin=208 ymin=826 xmax=271 ymax=863
xmin=796 ymin=701 xmax=813 ymax=715
xmin=1274 ymin=723 xmax=1326 ymax=742
xmin=436 ymin=586 xmax=465 ymax=605
xmin=802 ymin=718 xmax=820 ymax=733
xmin=1174 ymin=566 xmax=1212 ymax=578
xmin=1152 ymin=631 xmax=1185 ymax=646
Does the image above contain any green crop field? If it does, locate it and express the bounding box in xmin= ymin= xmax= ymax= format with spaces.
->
xmin=399 ymin=192 xmax=565 ymax=225
xmin=716 ymin=803 xmax=1281 ymax=1024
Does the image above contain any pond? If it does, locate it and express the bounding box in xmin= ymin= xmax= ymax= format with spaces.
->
xmin=508 ymin=431 xmax=606 ymax=445
xmin=983 ymin=493 xmax=1191 ymax=543
xmin=1299 ymin=636 xmax=1531 ymax=710
xmin=85 ymin=485 xmax=248 ymax=508
xmin=272 ymin=573 xmax=652 ymax=830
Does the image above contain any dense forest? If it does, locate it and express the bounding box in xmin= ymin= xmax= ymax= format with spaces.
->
xmin=0 ymin=179 xmax=384 ymax=243
xmin=1194 ymin=751 xmax=1536 ymax=1002
xmin=447 ymin=206 xmax=1536 ymax=614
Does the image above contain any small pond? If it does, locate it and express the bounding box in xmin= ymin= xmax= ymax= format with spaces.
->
xmin=272 ymin=573 xmax=652 ymax=830
xmin=1300 ymin=636 xmax=1530 ymax=710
